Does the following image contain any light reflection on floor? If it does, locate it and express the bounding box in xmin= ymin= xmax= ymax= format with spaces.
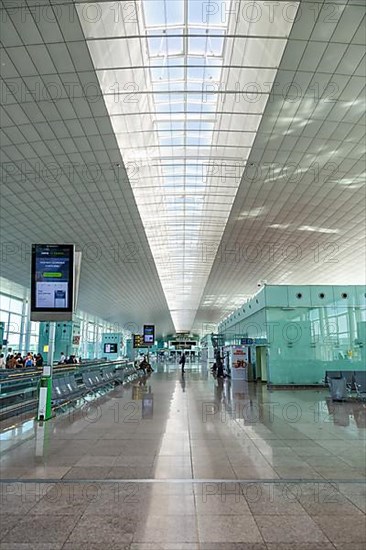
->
xmin=0 ymin=363 xmax=365 ymax=547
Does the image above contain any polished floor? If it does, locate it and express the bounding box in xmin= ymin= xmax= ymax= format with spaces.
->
xmin=0 ymin=362 xmax=365 ymax=549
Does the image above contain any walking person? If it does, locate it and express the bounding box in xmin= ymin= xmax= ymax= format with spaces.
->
xmin=179 ymin=352 xmax=186 ymax=374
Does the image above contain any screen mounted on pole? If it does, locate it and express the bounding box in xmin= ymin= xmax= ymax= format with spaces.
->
xmin=143 ymin=325 xmax=155 ymax=345
xmin=31 ymin=244 xmax=75 ymax=321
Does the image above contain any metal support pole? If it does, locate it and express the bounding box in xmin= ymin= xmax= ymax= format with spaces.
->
xmin=37 ymin=321 xmax=55 ymax=422
xmin=48 ymin=321 xmax=56 ymax=369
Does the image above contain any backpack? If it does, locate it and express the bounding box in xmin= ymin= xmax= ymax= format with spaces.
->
xmin=25 ymin=358 xmax=33 ymax=367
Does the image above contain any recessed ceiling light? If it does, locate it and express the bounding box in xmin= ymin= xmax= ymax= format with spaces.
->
xmin=269 ymin=223 xmax=290 ymax=229
xmin=298 ymin=225 xmax=339 ymax=234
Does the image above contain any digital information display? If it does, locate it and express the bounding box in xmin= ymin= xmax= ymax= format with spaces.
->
xmin=143 ymin=325 xmax=155 ymax=345
xmin=31 ymin=244 xmax=74 ymax=321
xmin=133 ymin=334 xmax=144 ymax=349
xmin=104 ymin=343 xmax=118 ymax=354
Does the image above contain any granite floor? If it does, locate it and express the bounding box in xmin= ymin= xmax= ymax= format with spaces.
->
xmin=1 ymin=362 xmax=365 ymax=549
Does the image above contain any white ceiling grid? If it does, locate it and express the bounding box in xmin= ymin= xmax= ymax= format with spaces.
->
xmin=195 ymin=0 xmax=366 ymax=330
xmin=77 ymin=0 xmax=299 ymax=332
xmin=0 ymin=0 xmax=175 ymax=335
xmin=0 ymin=0 xmax=365 ymax=337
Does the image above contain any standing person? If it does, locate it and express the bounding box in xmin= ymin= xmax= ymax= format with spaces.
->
xmin=0 ymin=353 xmax=5 ymax=369
xmin=35 ymin=353 xmax=44 ymax=368
xmin=6 ymin=349 xmax=12 ymax=363
xmin=179 ymin=352 xmax=186 ymax=374
xmin=216 ymin=354 xmax=224 ymax=378
xmin=59 ymin=352 xmax=66 ymax=364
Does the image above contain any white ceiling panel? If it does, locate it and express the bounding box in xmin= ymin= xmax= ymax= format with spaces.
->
xmin=0 ymin=0 xmax=364 ymax=338
xmin=77 ymin=0 xmax=299 ymax=332
xmin=0 ymin=0 xmax=174 ymax=336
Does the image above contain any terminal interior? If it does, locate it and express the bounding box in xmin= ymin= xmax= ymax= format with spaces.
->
xmin=0 ymin=0 xmax=365 ymax=548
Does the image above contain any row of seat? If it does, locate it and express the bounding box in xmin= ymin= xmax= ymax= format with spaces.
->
xmin=325 ymin=370 xmax=366 ymax=399
xmin=51 ymin=365 xmax=138 ymax=405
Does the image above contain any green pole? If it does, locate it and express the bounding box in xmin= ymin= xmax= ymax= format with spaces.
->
xmin=37 ymin=322 xmax=55 ymax=421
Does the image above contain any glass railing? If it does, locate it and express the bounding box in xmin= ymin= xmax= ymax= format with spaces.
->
xmin=0 ymin=359 xmax=135 ymax=422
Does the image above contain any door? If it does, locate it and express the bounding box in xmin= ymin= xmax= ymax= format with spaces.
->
xmin=260 ymin=347 xmax=268 ymax=382
xmin=255 ymin=347 xmax=262 ymax=380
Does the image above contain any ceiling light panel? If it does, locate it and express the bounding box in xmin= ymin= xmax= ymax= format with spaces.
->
xmin=77 ymin=0 xmax=299 ymax=332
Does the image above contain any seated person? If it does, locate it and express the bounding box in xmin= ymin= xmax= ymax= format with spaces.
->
xmin=15 ymin=353 xmax=24 ymax=367
xmin=139 ymin=357 xmax=149 ymax=373
xmin=24 ymin=353 xmax=34 ymax=368
xmin=6 ymin=355 xmax=17 ymax=369
xmin=146 ymin=362 xmax=154 ymax=373
xmin=139 ymin=356 xmax=154 ymax=374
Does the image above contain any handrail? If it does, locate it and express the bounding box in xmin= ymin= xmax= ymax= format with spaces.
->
xmin=0 ymin=359 xmax=131 ymax=385
xmin=0 ymin=359 xmax=139 ymax=422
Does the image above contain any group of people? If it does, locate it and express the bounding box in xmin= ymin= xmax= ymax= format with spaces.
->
xmin=0 ymin=350 xmax=83 ymax=370
xmin=0 ymin=351 xmax=44 ymax=369
xmin=58 ymin=352 xmax=81 ymax=365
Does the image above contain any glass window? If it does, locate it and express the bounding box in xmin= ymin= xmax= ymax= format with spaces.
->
xmin=9 ymin=314 xmax=22 ymax=334
xmin=166 ymin=0 xmax=184 ymax=25
xmin=9 ymin=298 xmax=23 ymax=314
xmin=337 ymin=314 xmax=348 ymax=334
xmin=143 ymin=0 xmax=167 ymax=26
xmin=7 ymin=333 xmax=20 ymax=350
xmin=188 ymin=0 xmax=231 ymax=25
xmin=148 ymin=35 xmax=164 ymax=56
xmin=0 ymin=310 xmax=9 ymax=324
xmin=188 ymin=34 xmax=208 ymax=55
xmin=30 ymin=321 xmax=39 ymax=335
xmin=143 ymin=0 xmax=184 ymax=27
xmin=148 ymin=32 xmax=183 ymax=57
xmin=0 ymin=295 xmax=10 ymax=310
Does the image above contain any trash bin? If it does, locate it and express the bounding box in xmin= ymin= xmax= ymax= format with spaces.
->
xmin=329 ymin=377 xmax=347 ymax=401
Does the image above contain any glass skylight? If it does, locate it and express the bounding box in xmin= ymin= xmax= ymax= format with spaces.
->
xmin=77 ymin=0 xmax=299 ymax=332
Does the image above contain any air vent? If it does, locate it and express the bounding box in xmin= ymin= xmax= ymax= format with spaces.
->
xmin=319 ymin=293 xmax=325 ymax=299
xmin=296 ymin=293 xmax=302 ymax=299
xmin=341 ymin=293 xmax=348 ymax=299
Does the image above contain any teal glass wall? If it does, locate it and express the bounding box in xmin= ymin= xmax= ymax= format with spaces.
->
xmin=218 ymin=285 xmax=366 ymax=386
xmin=266 ymin=306 xmax=365 ymax=385
xmin=0 ymin=275 xmax=127 ymax=361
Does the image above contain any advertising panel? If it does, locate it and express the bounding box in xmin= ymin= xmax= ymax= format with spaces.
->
xmin=31 ymin=244 xmax=75 ymax=321
xmin=143 ymin=325 xmax=155 ymax=345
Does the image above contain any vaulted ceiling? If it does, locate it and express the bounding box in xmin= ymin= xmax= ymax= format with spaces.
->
xmin=1 ymin=0 xmax=365 ymax=337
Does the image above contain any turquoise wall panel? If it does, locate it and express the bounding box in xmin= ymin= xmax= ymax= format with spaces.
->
xmin=265 ymin=285 xmax=289 ymax=307
xmin=218 ymin=286 xmax=366 ymax=386
xmin=266 ymin=306 xmax=365 ymax=385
